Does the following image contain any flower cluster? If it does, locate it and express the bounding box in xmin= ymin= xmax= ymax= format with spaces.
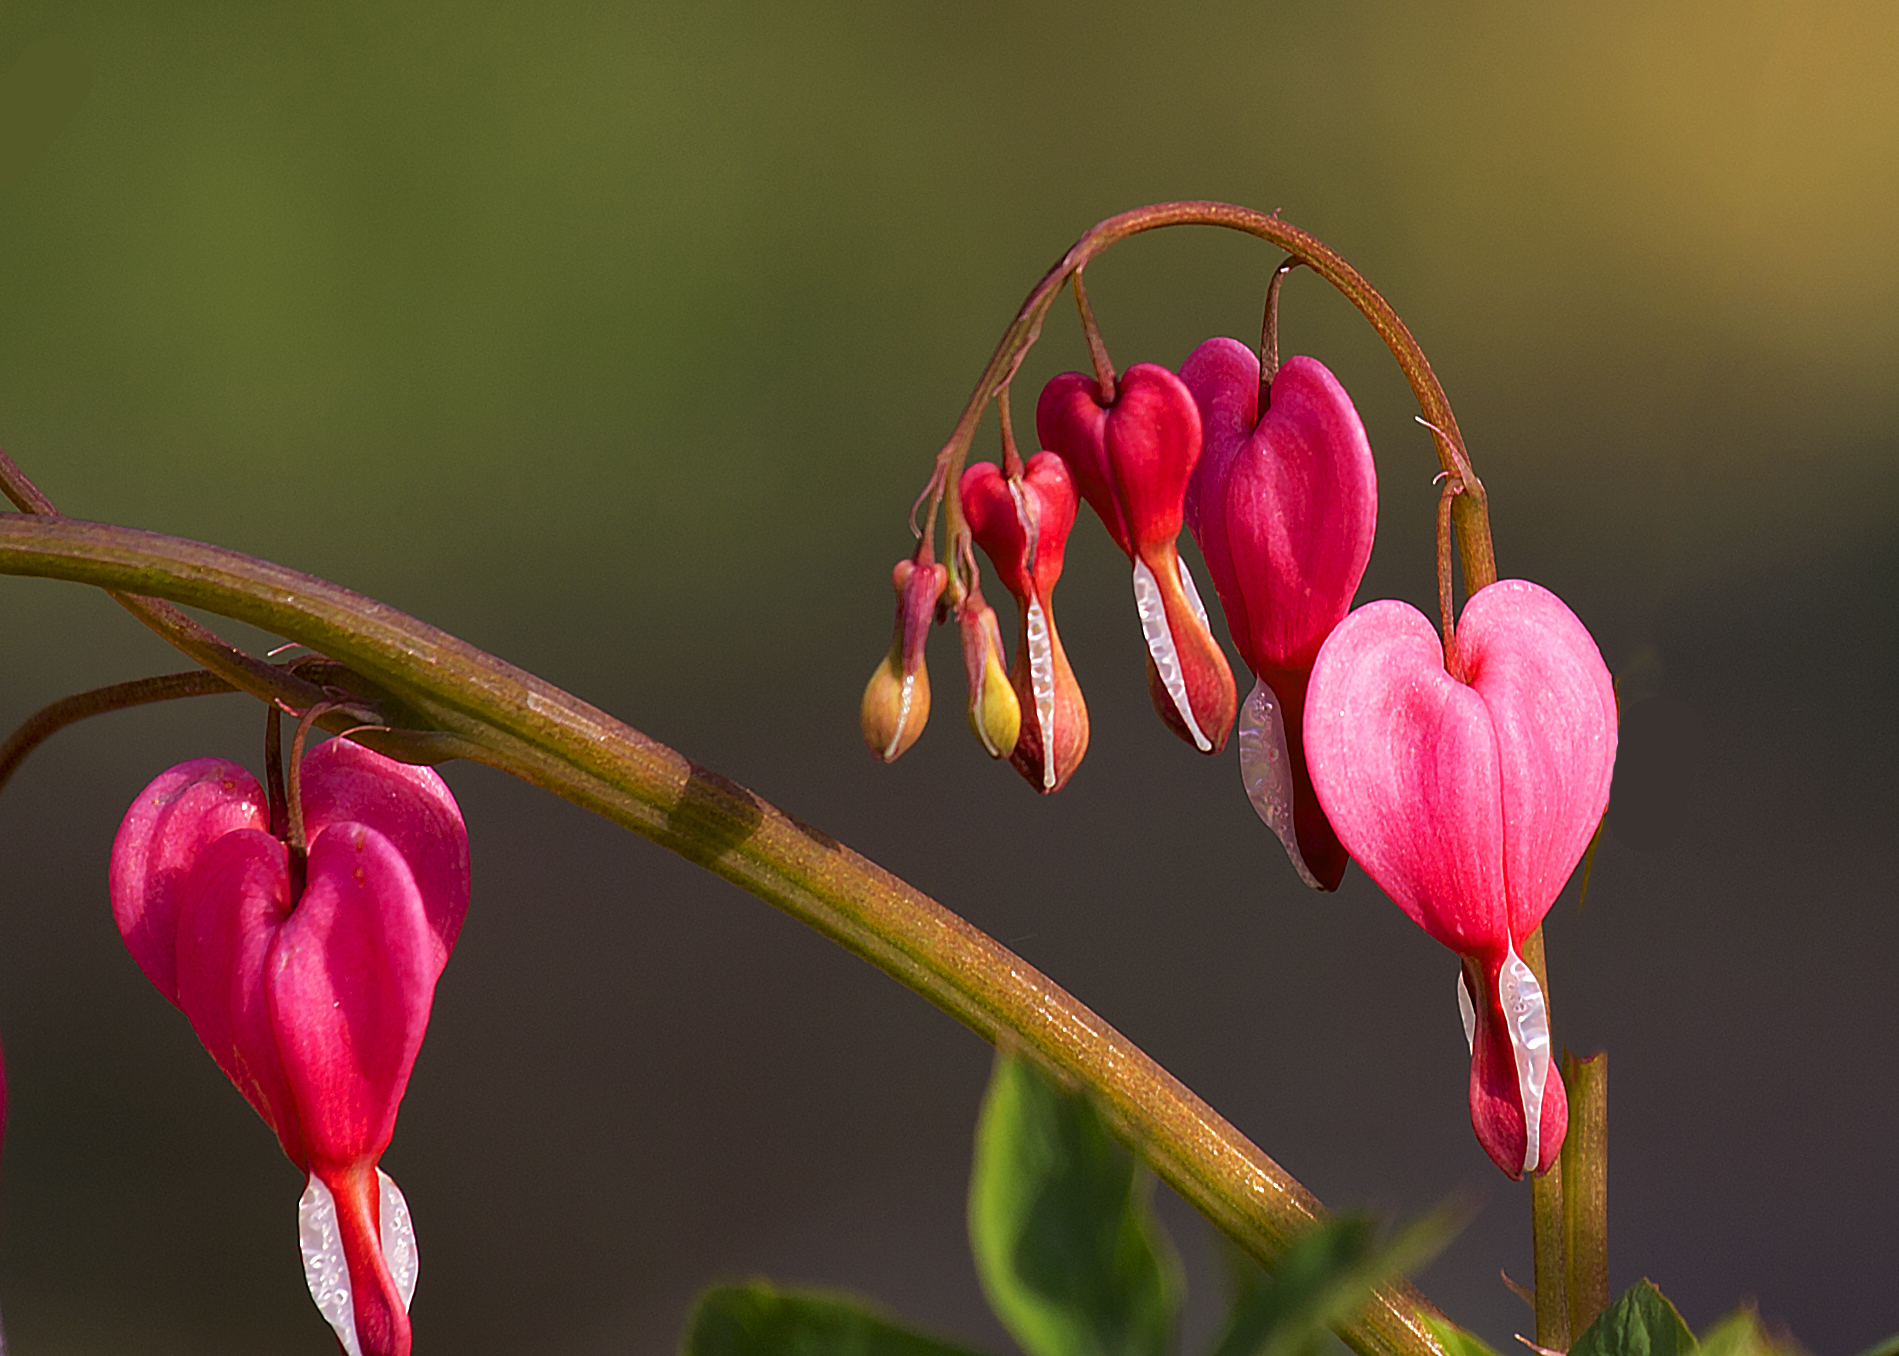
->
xmin=862 ymin=276 xmax=1616 ymax=1179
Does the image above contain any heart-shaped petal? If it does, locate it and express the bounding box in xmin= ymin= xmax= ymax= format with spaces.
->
xmin=1304 ymin=598 xmax=1510 ymax=955
xmin=1181 ymin=342 xmax=1376 ymax=678
xmin=1037 ymin=364 xmax=1201 ymax=558
xmin=300 ymin=739 xmax=469 ymax=975
xmin=172 ymin=828 xmax=308 ymax=1166
xmin=110 ymin=758 xmax=269 ymax=1004
xmin=270 ymin=821 xmax=437 ymax=1170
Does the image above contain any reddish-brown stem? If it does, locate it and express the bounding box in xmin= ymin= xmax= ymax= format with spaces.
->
xmin=1258 ymin=256 xmax=1302 ymax=411
xmin=265 ymin=702 xmax=289 ymax=840
xmin=0 ymin=669 xmax=237 ymax=797
xmin=1435 ymin=476 xmax=1467 ymax=683
xmin=997 ymin=385 xmax=1025 ymax=480
xmin=285 ymin=700 xmax=344 ymax=902
xmin=1072 ymin=268 xmax=1116 ymax=404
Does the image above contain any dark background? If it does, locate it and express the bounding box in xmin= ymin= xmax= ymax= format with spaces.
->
xmin=1 ymin=3 xmax=1895 ymax=1352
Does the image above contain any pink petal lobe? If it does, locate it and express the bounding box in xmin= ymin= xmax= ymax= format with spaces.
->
xmin=301 ymin=739 xmax=470 ymax=975
xmin=1101 ymin=364 xmax=1202 ymax=554
xmin=1179 ymin=343 xmax=1376 ymax=676
xmin=172 ymin=828 xmax=309 ymax=1166
xmin=269 ymin=823 xmax=436 ymax=1170
xmin=1458 ymin=581 xmax=1618 ymax=939
xmin=1180 ymin=338 xmax=1257 ymax=651
xmin=1303 ymin=600 xmax=1510 ymax=957
xmin=1035 ymin=373 xmax=1126 ymax=552
xmin=110 ymin=758 xmax=268 ymax=1004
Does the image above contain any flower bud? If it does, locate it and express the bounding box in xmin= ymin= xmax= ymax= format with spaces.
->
xmin=961 ymin=454 xmax=1090 ymax=792
xmin=861 ymin=556 xmax=946 ymax=762
xmin=1037 ymin=363 xmax=1236 ymax=754
xmin=958 ymin=594 xmax=1020 ymax=758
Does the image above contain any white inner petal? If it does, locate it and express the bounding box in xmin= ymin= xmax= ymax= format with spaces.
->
xmin=1237 ymin=678 xmax=1321 ymax=889
xmin=378 ymin=1169 xmax=419 ymax=1312
xmin=1498 ymin=944 xmax=1552 ymax=1175
xmin=882 ymin=671 xmax=916 ymax=761
xmin=1132 ymin=560 xmax=1211 ymax=752
xmin=1025 ymin=598 xmax=1057 ymax=790
xmin=300 ymin=1170 xmax=421 ymax=1356
xmin=1175 ymin=555 xmax=1211 ymax=629
xmin=1457 ymin=968 xmax=1476 ymax=1056
xmin=301 ymin=1175 xmax=362 ymax=1356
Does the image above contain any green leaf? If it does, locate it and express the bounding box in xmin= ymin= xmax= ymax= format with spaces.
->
xmin=1207 ymin=1207 xmax=1464 ymax=1356
xmin=968 ymin=1051 xmax=1183 ymax=1356
xmin=1570 ymin=1281 xmax=1697 ymax=1356
xmin=681 ymin=1282 xmax=993 ymax=1356
xmin=1851 ymin=1332 xmax=1899 ymax=1356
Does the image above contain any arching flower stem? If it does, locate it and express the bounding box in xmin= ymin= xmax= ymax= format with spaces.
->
xmin=919 ymin=202 xmax=1496 ymax=601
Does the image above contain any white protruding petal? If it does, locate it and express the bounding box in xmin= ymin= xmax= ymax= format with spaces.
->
xmin=1499 ymin=943 xmax=1552 ymax=1175
xmin=881 ymin=671 xmax=916 ymax=762
xmin=1237 ymin=678 xmax=1321 ymax=889
xmin=1132 ymin=560 xmax=1211 ymax=752
xmin=1457 ymin=968 xmax=1476 ymax=1055
xmin=1175 ymin=556 xmax=1211 ymax=629
xmin=378 ymin=1168 xmax=419 ymax=1312
xmin=1025 ymin=598 xmax=1058 ymax=790
xmin=301 ymin=1175 xmax=363 ymax=1356
xmin=299 ymin=1171 xmax=420 ymax=1356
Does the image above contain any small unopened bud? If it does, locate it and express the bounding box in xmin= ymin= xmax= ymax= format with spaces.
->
xmin=861 ymin=557 xmax=946 ymax=762
xmin=958 ymin=596 xmax=1020 ymax=758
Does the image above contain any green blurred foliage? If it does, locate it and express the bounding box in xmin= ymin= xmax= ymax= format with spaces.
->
xmin=683 ymin=1282 xmax=992 ymax=1356
xmin=969 ymin=1052 xmax=1182 ymax=1356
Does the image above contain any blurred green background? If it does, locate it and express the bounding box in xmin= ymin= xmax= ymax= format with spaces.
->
xmin=1 ymin=2 xmax=1895 ymax=1352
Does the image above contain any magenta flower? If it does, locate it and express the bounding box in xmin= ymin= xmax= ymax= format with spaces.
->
xmin=962 ymin=452 xmax=1090 ymax=792
xmin=1304 ymin=581 xmax=1616 ymax=1178
xmin=110 ymin=737 xmax=469 ymax=1356
xmin=1038 ymin=364 xmax=1237 ymax=754
xmin=1179 ymin=339 xmax=1377 ymax=891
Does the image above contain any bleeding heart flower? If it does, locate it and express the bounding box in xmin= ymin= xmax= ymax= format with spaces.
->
xmin=961 ymin=452 xmax=1090 ymax=792
xmin=1180 ymin=339 xmax=1376 ymax=892
xmin=1303 ymin=580 xmax=1616 ymax=1178
xmin=109 ymin=738 xmax=469 ymax=1356
xmin=1038 ymin=363 xmax=1237 ymax=755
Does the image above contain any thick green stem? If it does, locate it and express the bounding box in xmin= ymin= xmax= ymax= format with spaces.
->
xmin=0 ymin=512 xmax=1457 ymax=1356
xmin=928 ymin=202 xmax=1496 ymax=594
xmin=1561 ymin=1051 xmax=1609 ymax=1337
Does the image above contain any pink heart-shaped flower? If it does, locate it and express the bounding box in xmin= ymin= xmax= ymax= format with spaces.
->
xmin=1304 ymin=580 xmax=1615 ymax=1176
xmin=1037 ymin=364 xmax=1237 ymax=753
xmin=1180 ymin=339 xmax=1377 ymax=892
xmin=110 ymin=738 xmax=467 ymax=1356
